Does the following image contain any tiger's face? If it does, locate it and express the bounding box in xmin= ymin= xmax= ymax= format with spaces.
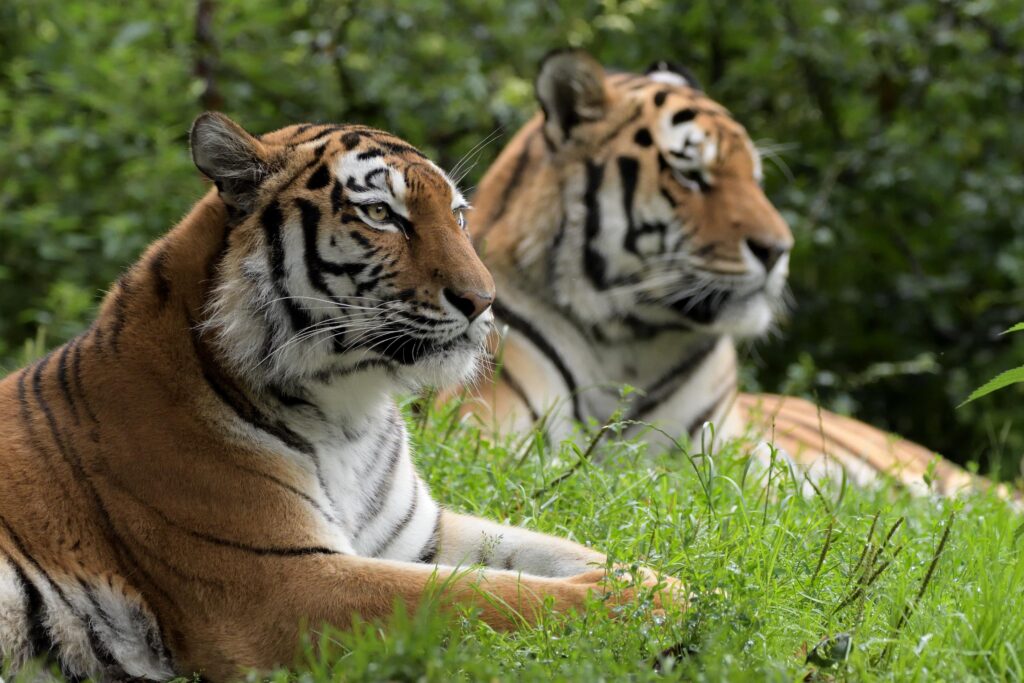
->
xmin=475 ymin=51 xmax=792 ymax=340
xmin=191 ymin=113 xmax=495 ymax=390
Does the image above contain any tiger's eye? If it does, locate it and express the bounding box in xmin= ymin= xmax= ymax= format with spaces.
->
xmin=455 ymin=209 xmax=466 ymax=230
xmin=366 ymin=203 xmax=389 ymax=222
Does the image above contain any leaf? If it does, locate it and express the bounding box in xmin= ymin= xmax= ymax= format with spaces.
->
xmin=1003 ymin=323 xmax=1024 ymax=335
xmin=959 ymin=366 xmax=1024 ymax=406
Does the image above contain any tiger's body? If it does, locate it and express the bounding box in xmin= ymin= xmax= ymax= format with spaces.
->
xmin=465 ymin=50 xmax=978 ymax=496
xmin=0 ymin=114 xmax=678 ymax=681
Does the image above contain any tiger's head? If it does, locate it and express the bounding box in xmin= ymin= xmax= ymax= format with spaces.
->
xmin=473 ymin=50 xmax=792 ymax=340
xmin=190 ymin=113 xmax=495 ymax=394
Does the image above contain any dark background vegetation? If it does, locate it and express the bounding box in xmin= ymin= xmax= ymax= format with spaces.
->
xmin=1 ymin=0 xmax=1022 ymax=476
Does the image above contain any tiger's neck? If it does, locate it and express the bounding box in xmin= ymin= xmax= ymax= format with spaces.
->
xmin=489 ymin=273 xmax=739 ymax=443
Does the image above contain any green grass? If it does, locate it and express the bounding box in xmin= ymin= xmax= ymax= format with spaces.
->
xmin=264 ymin=397 xmax=1024 ymax=682
xmin=7 ymin=396 xmax=1023 ymax=682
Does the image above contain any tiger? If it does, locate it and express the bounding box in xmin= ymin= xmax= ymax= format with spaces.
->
xmin=0 ymin=112 xmax=682 ymax=682
xmin=463 ymin=49 xmax=982 ymax=497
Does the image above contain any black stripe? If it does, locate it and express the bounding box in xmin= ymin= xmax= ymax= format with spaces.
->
xmin=378 ymin=141 xmax=426 ymax=159
xmin=357 ymin=148 xmax=385 ymax=160
xmin=349 ymin=230 xmax=372 ymax=249
xmin=364 ymin=167 xmax=386 ymax=187
xmin=314 ymin=358 xmax=395 ymax=382
xmin=341 ymin=131 xmax=362 ymax=149
xmin=190 ymin=326 xmax=316 ymax=455
xmin=10 ymin=557 xmax=54 ymax=658
xmin=262 ymin=201 xmax=288 ymax=281
xmin=267 ymin=383 xmax=318 ymax=411
xmin=104 ymin=475 xmax=341 ymax=558
xmin=582 ymin=161 xmax=609 ymax=289
xmin=416 ymin=509 xmax=442 ymax=563
xmin=69 ymin=333 xmax=99 ymax=424
xmin=288 ymin=123 xmax=315 ymax=139
xmin=370 ymin=476 xmax=420 ymax=556
xmin=306 ymin=164 xmax=331 ymax=190
xmin=353 ymin=420 xmax=405 ymax=535
xmin=684 ymin=384 xmax=734 ymax=437
xmin=330 ymin=179 xmax=345 ymax=214
xmin=261 ymin=201 xmax=319 ymax=334
xmin=625 ymin=338 xmax=719 ymax=420
xmin=149 ymin=246 xmax=172 ymax=308
xmin=106 ymin=273 xmax=132 ymax=353
xmin=298 ymin=198 xmax=330 ymax=297
xmin=297 ymin=198 xmax=366 ymax=309
xmin=498 ymin=366 xmax=541 ymax=425
xmin=492 ymin=300 xmax=584 ymax=424
xmin=672 ymin=108 xmax=697 ymax=125
xmin=294 ymin=125 xmax=344 ymax=145
xmin=56 ymin=340 xmax=79 ymax=423
xmin=223 ymin=458 xmax=340 ymax=526
xmin=617 ymin=156 xmax=642 ymax=257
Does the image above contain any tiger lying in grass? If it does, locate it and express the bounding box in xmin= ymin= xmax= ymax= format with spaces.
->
xmin=464 ymin=49 xmax=981 ymax=496
xmin=0 ymin=113 xmax=681 ymax=682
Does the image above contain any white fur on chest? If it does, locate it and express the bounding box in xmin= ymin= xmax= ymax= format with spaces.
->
xmin=286 ymin=400 xmax=439 ymax=563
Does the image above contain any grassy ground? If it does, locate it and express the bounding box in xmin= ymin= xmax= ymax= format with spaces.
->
xmin=268 ymin=397 xmax=1023 ymax=682
xmin=7 ymin=396 xmax=1022 ymax=682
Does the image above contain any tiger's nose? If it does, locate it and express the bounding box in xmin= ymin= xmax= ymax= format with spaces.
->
xmin=443 ymin=288 xmax=494 ymax=322
xmin=745 ymin=238 xmax=789 ymax=273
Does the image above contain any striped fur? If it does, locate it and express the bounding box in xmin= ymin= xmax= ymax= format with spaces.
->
xmin=0 ymin=113 xmax=681 ymax=682
xmin=464 ymin=50 xmax=984 ymax=497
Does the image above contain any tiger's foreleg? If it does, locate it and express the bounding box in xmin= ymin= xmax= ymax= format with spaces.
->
xmin=433 ymin=511 xmax=605 ymax=577
xmin=198 ymin=552 xmax=616 ymax=680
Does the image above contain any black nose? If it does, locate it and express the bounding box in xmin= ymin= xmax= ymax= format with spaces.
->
xmin=443 ymin=288 xmax=493 ymax=322
xmin=745 ymin=238 xmax=788 ymax=272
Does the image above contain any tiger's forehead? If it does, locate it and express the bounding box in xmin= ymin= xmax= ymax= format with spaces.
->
xmin=609 ymin=74 xmax=759 ymax=178
xmin=266 ymin=123 xmax=465 ymax=210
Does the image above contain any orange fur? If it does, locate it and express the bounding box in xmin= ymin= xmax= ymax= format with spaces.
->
xmin=0 ymin=118 xmax=679 ymax=681
xmin=460 ymin=51 xmax=992 ymax=498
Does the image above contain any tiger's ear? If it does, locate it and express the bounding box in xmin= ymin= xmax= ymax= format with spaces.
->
xmin=535 ymin=49 xmax=608 ymax=146
xmin=190 ymin=112 xmax=277 ymax=213
xmin=645 ymin=61 xmax=702 ymax=91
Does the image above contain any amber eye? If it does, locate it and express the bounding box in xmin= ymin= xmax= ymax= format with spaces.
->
xmin=365 ymin=203 xmax=390 ymax=222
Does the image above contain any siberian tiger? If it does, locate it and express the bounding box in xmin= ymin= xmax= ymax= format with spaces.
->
xmin=0 ymin=113 xmax=681 ymax=682
xmin=465 ymin=49 xmax=980 ymax=496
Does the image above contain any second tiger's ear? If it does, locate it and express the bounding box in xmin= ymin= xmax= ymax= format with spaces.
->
xmin=645 ymin=60 xmax=702 ymax=91
xmin=190 ymin=112 xmax=279 ymax=213
xmin=534 ymin=49 xmax=608 ymax=147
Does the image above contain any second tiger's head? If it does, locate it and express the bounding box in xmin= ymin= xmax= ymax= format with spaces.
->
xmin=473 ymin=50 xmax=794 ymax=340
xmin=190 ymin=113 xmax=495 ymax=390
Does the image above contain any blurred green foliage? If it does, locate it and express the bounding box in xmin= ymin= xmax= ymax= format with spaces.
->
xmin=1 ymin=0 xmax=1022 ymax=474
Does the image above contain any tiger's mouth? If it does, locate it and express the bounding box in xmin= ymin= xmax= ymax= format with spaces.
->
xmin=372 ymin=332 xmax=480 ymax=365
xmin=670 ymin=291 xmax=730 ymax=325
xmin=670 ymin=285 xmax=778 ymax=334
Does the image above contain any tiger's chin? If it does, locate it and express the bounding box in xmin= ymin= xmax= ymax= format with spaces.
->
xmin=711 ymin=292 xmax=777 ymax=338
xmin=676 ymin=289 xmax=780 ymax=339
xmin=396 ymin=339 xmax=486 ymax=392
